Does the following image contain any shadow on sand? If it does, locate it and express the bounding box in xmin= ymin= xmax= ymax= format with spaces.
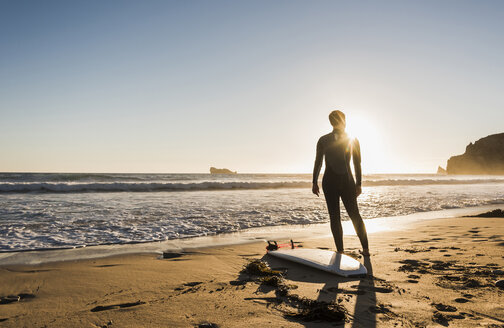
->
xmin=254 ymin=254 xmax=376 ymax=328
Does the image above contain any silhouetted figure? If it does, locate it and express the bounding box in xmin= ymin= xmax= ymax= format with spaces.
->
xmin=312 ymin=110 xmax=370 ymax=256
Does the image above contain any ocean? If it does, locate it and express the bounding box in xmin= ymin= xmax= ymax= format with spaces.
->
xmin=1 ymin=173 xmax=503 ymax=252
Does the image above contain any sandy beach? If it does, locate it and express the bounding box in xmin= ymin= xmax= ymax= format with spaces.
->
xmin=0 ymin=215 xmax=503 ymax=328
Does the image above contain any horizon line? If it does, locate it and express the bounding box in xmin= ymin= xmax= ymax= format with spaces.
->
xmin=0 ymin=170 xmax=441 ymax=175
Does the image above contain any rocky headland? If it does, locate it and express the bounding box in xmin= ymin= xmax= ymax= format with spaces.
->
xmin=446 ymin=133 xmax=504 ymax=175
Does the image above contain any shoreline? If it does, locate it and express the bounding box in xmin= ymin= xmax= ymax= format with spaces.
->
xmin=0 ymin=215 xmax=503 ymax=327
xmin=1 ymin=204 xmax=502 ymax=266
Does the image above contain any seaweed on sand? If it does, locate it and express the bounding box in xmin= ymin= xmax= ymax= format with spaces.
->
xmin=242 ymin=259 xmax=347 ymax=323
xmin=260 ymin=275 xmax=284 ymax=287
xmin=241 ymin=259 xmax=282 ymax=277
xmin=282 ymin=294 xmax=347 ymax=322
xmin=432 ymin=312 xmax=452 ymax=326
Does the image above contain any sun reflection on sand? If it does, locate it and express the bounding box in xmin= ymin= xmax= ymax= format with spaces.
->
xmin=341 ymin=217 xmax=394 ymax=235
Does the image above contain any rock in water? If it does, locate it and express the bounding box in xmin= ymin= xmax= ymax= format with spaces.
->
xmin=446 ymin=133 xmax=504 ymax=174
xmin=209 ymin=167 xmax=237 ymax=174
xmin=437 ymin=166 xmax=447 ymax=174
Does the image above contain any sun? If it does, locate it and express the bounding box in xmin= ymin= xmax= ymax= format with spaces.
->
xmin=344 ymin=114 xmax=384 ymax=173
xmin=345 ymin=115 xmax=378 ymax=143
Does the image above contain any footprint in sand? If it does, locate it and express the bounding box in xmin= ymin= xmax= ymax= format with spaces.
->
xmin=0 ymin=293 xmax=35 ymax=305
xmin=197 ymin=323 xmax=219 ymax=328
xmin=433 ymin=303 xmax=457 ymax=312
xmin=351 ymin=285 xmax=393 ymax=293
xmin=368 ymin=304 xmax=392 ymax=314
xmin=162 ymin=252 xmax=184 ymax=259
xmin=454 ymin=297 xmax=469 ymax=303
xmin=433 ymin=311 xmax=465 ymax=325
xmin=442 ymin=275 xmax=461 ymax=282
xmin=229 ymin=280 xmax=247 ymax=286
xmin=90 ymin=301 xmax=145 ymax=312
xmin=430 ymin=261 xmax=451 ymax=270
xmin=0 ymin=296 xmax=19 ymax=304
xmin=326 ymin=287 xmax=366 ymax=295
xmin=184 ymin=282 xmax=203 ymax=287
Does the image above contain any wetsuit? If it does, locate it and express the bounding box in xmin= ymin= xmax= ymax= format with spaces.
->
xmin=312 ymin=130 xmax=368 ymax=252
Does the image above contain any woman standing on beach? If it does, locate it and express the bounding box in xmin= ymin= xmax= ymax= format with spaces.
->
xmin=312 ymin=110 xmax=370 ymax=256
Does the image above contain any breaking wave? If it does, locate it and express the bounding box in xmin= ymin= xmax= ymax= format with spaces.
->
xmin=1 ymin=178 xmax=503 ymax=193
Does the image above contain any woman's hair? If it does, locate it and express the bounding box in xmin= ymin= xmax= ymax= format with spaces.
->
xmin=329 ymin=110 xmax=346 ymax=128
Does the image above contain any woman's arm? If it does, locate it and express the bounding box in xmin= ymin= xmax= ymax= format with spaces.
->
xmin=352 ymin=138 xmax=362 ymax=195
xmin=312 ymin=138 xmax=323 ymax=196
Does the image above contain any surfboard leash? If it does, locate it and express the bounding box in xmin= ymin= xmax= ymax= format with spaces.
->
xmin=266 ymin=240 xmax=302 ymax=252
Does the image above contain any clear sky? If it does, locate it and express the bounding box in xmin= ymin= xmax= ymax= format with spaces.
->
xmin=1 ymin=0 xmax=503 ymax=173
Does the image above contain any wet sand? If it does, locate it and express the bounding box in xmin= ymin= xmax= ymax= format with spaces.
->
xmin=0 ymin=216 xmax=503 ymax=327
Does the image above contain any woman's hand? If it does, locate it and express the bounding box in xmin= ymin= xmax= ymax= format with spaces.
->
xmin=312 ymin=183 xmax=320 ymax=197
xmin=356 ymin=185 xmax=362 ymax=197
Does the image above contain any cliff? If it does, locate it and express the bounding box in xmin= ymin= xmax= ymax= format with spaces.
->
xmin=210 ymin=167 xmax=237 ymax=174
xmin=446 ymin=133 xmax=504 ymax=174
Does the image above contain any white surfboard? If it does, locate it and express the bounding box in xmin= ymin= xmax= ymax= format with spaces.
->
xmin=268 ymin=248 xmax=367 ymax=277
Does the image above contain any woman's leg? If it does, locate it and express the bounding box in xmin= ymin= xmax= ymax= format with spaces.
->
xmin=341 ymin=190 xmax=369 ymax=252
xmin=330 ymin=210 xmax=344 ymax=253
xmin=322 ymin=175 xmax=344 ymax=252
